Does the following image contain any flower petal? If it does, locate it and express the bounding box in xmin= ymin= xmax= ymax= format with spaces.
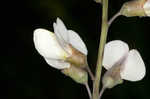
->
xmin=33 ymin=28 xmax=68 ymax=59
xmin=53 ymin=22 xmax=68 ymax=50
xmin=45 ymin=58 xmax=70 ymax=69
xmin=120 ymin=49 xmax=146 ymax=81
xmin=53 ymin=18 xmax=88 ymax=55
xmin=144 ymin=0 xmax=150 ymax=16
xmin=53 ymin=18 xmax=69 ymax=42
xmin=103 ymin=40 xmax=129 ymax=69
xmin=68 ymin=30 xmax=88 ymax=55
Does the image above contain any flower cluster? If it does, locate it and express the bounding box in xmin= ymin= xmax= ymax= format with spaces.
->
xmin=33 ymin=18 xmax=146 ymax=87
xmin=33 ymin=0 xmax=149 ymax=98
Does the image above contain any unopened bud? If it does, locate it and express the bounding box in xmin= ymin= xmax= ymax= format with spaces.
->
xmin=120 ymin=0 xmax=150 ymax=17
xmin=120 ymin=0 xmax=145 ymax=17
xmin=94 ymin=0 xmax=101 ymax=3
xmin=62 ymin=64 xmax=88 ymax=84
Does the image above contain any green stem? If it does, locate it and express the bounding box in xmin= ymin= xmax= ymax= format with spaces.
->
xmin=92 ymin=0 xmax=108 ymax=99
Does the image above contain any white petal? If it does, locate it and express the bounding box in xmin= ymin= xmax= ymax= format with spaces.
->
xmin=53 ymin=22 xmax=68 ymax=50
xmin=53 ymin=18 xmax=69 ymax=42
xmin=33 ymin=28 xmax=68 ymax=59
xmin=45 ymin=58 xmax=70 ymax=69
xmin=53 ymin=18 xmax=87 ymax=55
xmin=120 ymin=49 xmax=146 ymax=81
xmin=68 ymin=30 xmax=88 ymax=55
xmin=144 ymin=0 xmax=150 ymax=16
xmin=102 ymin=40 xmax=129 ymax=69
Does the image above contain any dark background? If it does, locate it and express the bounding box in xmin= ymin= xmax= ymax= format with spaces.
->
xmin=2 ymin=0 xmax=150 ymax=99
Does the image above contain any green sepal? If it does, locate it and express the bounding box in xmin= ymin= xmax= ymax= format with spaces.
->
xmin=62 ymin=64 xmax=88 ymax=84
xmin=102 ymin=76 xmax=123 ymax=89
xmin=102 ymin=59 xmax=125 ymax=89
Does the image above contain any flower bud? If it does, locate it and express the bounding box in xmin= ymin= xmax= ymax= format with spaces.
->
xmin=120 ymin=0 xmax=150 ymax=17
xmin=94 ymin=0 xmax=101 ymax=3
xmin=120 ymin=0 xmax=146 ymax=17
xmin=62 ymin=64 xmax=88 ymax=84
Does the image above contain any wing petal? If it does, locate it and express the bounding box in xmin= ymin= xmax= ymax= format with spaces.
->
xmin=120 ymin=49 xmax=146 ymax=81
xmin=68 ymin=30 xmax=88 ymax=55
xmin=53 ymin=18 xmax=69 ymax=42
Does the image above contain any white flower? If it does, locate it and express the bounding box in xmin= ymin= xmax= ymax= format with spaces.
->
xmin=33 ymin=18 xmax=88 ymax=69
xmin=102 ymin=40 xmax=146 ymax=81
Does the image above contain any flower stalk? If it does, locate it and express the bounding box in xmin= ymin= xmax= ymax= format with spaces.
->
xmin=108 ymin=11 xmax=121 ymax=27
xmin=85 ymin=82 xmax=92 ymax=99
xmin=92 ymin=0 xmax=109 ymax=99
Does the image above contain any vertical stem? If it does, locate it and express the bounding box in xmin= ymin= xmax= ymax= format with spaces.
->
xmin=92 ymin=0 xmax=108 ymax=99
